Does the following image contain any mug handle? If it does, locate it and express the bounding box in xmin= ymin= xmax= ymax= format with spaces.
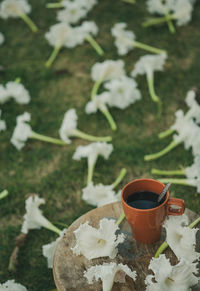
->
xmin=166 ymin=198 xmax=185 ymax=216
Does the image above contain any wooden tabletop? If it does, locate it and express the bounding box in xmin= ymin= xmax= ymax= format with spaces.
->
xmin=53 ymin=202 xmax=200 ymax=291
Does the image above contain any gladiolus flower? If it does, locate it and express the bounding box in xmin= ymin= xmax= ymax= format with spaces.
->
xmin=0 ymin=280 xmax=28 ymax=290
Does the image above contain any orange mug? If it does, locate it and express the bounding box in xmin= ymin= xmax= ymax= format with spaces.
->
xmin=121 ymin=179 xmax=185 ymax=244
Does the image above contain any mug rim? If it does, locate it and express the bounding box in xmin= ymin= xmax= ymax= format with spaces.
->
xmin=121 ymin=178 xmax=169 ymax=212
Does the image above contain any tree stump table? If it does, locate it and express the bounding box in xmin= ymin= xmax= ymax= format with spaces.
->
xmin=53 ymin=202 xmax=200 ymax=291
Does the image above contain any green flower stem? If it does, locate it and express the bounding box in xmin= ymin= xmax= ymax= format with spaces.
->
xmin=46 ymin=2 xmax=64 ymax=8
xmin=46 ymin=223 xmax=61 ymax=235
xmin=158 ymin=128 xmax=174 ymax=139
xmin=0 ymin=190 xmax=8 ymax=200
xmin=155 ymin=216 xmax=200 ymax=258
xmin=146 ymin=75 xmax=162 ymax=116
xmin=134 ymin=41 xmax=166 ymax=55
xmin=45 ymin=46 xmax=61 ymax=68
xmin=31 ymin=132 xmax=66 ymax=145
xmin=144 ymin=141 xmax=180 ymax=161
xmin=158 ymin=178 xmax=195 ymax=187
xmin=91 ymin=79 xmax=103 ymax=100
xmin=115 ymin=211 xmax=125 ymax=226
xmin=111 ymin=168 xmax=127 ymax=189
xmin=100 ymin=107 xmax=117 ymax=131
xmin=85 ymin=35 xmax=104 ymax=56
xmin=122 ymin=0 xmax=135 ymax=4
xmin=165 ymin=12 xmax=176 ymax=34
xmin=73 ymin=129 xmax=112 ymax=142
xmin=20 ymin=13 xmax=38 ymax=33
xmin=15 ymin=77 xmax=21 ymax=84
xmin=142 ymin=14 xmax=175 ymax=28
xmin=87 ymin=159 xmax=96 ymax=185
xmin=152 ymin=168 xmax=185 ymax=176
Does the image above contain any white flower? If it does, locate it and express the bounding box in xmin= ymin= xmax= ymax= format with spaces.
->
xmin=57 ymin=1 xmax=87 ymax=25
xmin=185 ymin=90 xmax=200 ymax=124
xmin=104 ymin=76 xmax=141 ymax=109
xmin=91 ymin=60 xmax=125 ymax=82
xmin=11 ymin=112 xmax=33 ymax=150
xmin=71 ymin=218 xmax=125 ymax=259
xmin=145 ymin=254 xmax=198 ymax=291
xmin=82 ymin=182 xmax=120 ymax=207
xmin=84 ymin=262 xmax=137 ymax=291
xmin=0 ymin=32 xmax=5 ymax=45
xmin=74 ymin=21 xmax=98 ymax=44
xmin=171 ymin=110 xmax=200 ymax=156
xmin=59 ymin=108 xmax=78 ymax=144
xmin=0 ymin=0 xmax=31 ymax=19
xmin=5 ymin=81 xmax=31 ymax=104
xmin=185 ymin=156 xmax=200 ymax=192
xmin=42 ymin=229 xmax=67 ymax=268
xmin=85 ymin=92 xmax=109 ymax=114
xmin=73 ymin=142 xmax=113 ymax=167
xmin=173 ymin=0 xmax=193 ymax=26
xmin=45 ymin=23 xmax=79 ymax=48
xmin=21 ymin=195 xmax=60 ymax=234
xmin=163 ymin=214 xmax=200 ymax=262
xmin=0 ymin=84 xmax=9 ymax=104
xmin=131 ymin=52 xmax=167 ymax=79
xmin=0 ymin=280 xmax=28 ymax=291
xmin=146 ymin=0 xmax=174 ymax=15
xmin=111 ymin=23 xmax=135 ymax=55
xmin=0 ymin=110 xmax=6 ymax=132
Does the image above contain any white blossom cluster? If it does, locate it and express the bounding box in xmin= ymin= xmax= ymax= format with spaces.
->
xmin=0 ymin=0 xmax=31 ymax=19
xmin=145 ymin=214 xmax=199 ymax=290
xmin=146 ymin=0 xmax=194 ymax=26
xmin=0 ymin=80 xmax=31 ymax=104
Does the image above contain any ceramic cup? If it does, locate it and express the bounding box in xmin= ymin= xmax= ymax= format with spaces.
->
xmin=121 ymin=178 xmax=185 ymax=244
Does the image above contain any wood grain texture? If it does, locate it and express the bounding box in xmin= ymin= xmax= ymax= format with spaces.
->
xmin=53 ymin=202 xmax=200 ymax=291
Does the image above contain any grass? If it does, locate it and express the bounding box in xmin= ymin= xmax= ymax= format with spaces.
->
xmin=0 ymin=0 xmax=200 ymax=290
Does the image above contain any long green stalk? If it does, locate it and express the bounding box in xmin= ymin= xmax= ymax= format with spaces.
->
xmin=134 ymin=41 xmax=166 ymax=55
xmin=85 ymin=35 xmax=104 ymax=56
xmin=158 ymin=128 xmax=174 ymax=139
xmin=115 ymin=211 xmax=125 ymax=226
xmin=74 ymin=129 xmax=112 ymax=142
xmin=100 ymin=107 xmax=117 ymax=131
xmin=20 ymin=13 xmax=38 ymax=33
xmin=46 ymin=2 xmax=63 ymax=8
xmin=144 ymin=141 xmax=180 ymax=161
xmin=87 ymin=159 xmax=96 ymax=185
xmin=155 ymin=216 xmax=200 ymax=258
xmin=0 ymin=190 xmax=8 ymax=200
xmin=142 ymin=14 xmax=175 ymax=28
xmin=112 ymin=168 xmax=127 ymax=189
xmin=146 ymin=75 xmax=162 ymax=116
xmin=158 ymin=178 xmax=195 ymax=187
xmin=152 ymin=168 xmax=185 ymax=176
xmin=91 ymin=79 xmax=103 ymax=100
xmin=45 ymin=46 xmax=61 ymax=68
xmin=165 ymin=12 xmax=176 ymax=34
xmin=31 ymin=132 xmax=66 ymax=145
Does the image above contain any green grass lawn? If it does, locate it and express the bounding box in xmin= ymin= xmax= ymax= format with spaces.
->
xmin=0 ymin=0 xmax=200 ymax=290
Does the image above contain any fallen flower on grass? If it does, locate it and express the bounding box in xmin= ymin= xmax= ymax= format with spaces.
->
xmin=47 ymin=0 xmax=97 ymax=12
xmin=84 ymin=262 xmax=137 ymax=291
xmin=0 ymin=0 xmax=38 ymax=32
xmin=111 ymin=23 xmax=166 ymax=56
xmin=21 ymin=195 xmax=62 ymax=235
xmin=145 ymin=255 xmax=198 ymax=291
xmin=11 ymin=112 xmax=66 ymax=150
xmin=0 ymin=79 xmax=30 ymax=104
xmin=0 ymin=110 xmax=6 ymax=132
xmin=73 ymin=142 xmax=113 ymax=185
xmin=0 ymin=189 xmax=8 ymax=200
xmin=0 ymin=32 xmax=5 ymax=45
xmin=91 ymin=60 xmax=126 ymax=99
xmin=56 ymin=1 xmax=88 ymax=24
xmin=42 ymin=229 xmax=67 ymax=268
xmin=71 ymin=218 xmax=125 ymax=260
xmin=82 ymin=168 xmax=127 ymax=207
xmin=143 ymin=0 xmax=193 ymax=33
xmin=131 ymin=53 xmax=167 ymax=116
xmin=59 ymin=108 xmax=112 ymax=144
xmin=0 ymin=280 xmax=28 ymax=291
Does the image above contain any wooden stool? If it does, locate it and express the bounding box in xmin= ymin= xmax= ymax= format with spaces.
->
xmin=53 ymin=202 xmax=200 ymax=291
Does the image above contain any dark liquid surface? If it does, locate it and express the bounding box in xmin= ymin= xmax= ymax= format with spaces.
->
xmin=126 ymin=191 xmax=161 ymax=210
